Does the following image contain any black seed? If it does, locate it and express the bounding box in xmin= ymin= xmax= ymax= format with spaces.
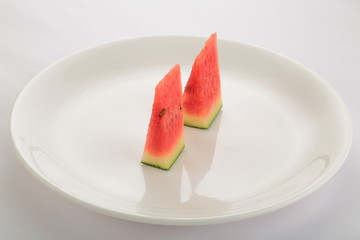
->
xmin=158 ymin=108 xmax=166 ymax=117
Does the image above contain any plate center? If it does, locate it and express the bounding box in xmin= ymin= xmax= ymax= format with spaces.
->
xmin=53 ymin=69 xmax=312 ymax=208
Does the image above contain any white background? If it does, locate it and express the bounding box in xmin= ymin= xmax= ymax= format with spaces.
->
xmin=1 ymin=0 xmax=359 ymax=239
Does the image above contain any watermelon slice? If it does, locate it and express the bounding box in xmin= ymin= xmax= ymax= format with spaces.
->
xmin=183 ymin=33 xmax=223 ymax=129
xmin=141 ymin=64 xmax=185 ymax=170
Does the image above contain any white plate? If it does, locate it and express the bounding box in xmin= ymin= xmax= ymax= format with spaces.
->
xmin=10 ymin=36 xmax=352 ymax=225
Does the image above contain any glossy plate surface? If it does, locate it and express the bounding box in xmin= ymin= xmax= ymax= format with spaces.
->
xmin=10 ymin=36 xmax=352 ymax=225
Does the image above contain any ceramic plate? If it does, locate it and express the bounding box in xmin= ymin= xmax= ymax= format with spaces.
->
xmin=10 ymin=36 xmax=352 ymax=225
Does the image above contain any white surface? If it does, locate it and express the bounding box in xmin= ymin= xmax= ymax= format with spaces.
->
xmin=10 ymin=36 xmax=352 ymax=225
xmin=1 ymin=0 xmax=359 ymax=238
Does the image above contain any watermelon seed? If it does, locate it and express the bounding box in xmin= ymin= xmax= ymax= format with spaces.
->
xmin=180 ymin=105 xmax=182 ymax=110
xmin=185 ymin=85 xmax=192 ymax=92
xmin=158 ymin=108 xmax=167 ymax=117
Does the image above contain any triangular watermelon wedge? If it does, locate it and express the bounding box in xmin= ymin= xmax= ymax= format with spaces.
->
xmin=141 ymin=64 xmax=185 ymax=170
xmin=183 ymin=33 xmax=223 ymax=129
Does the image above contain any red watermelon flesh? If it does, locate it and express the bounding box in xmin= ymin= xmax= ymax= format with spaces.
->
xmin=141 ymin=64 xmax=185 ymax=170
xmin=183 ymin=33 xmax=223 ymax=129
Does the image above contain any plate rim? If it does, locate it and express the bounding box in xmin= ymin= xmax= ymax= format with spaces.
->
xmin=9 ymin=35 xmax=353 ymax=225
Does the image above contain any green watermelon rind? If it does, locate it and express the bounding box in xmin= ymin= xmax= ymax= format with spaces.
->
xmin=184 ymin=96 xmax=223 ymax=129
xmin=141 ymin=137 xmax=185 ymax=170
